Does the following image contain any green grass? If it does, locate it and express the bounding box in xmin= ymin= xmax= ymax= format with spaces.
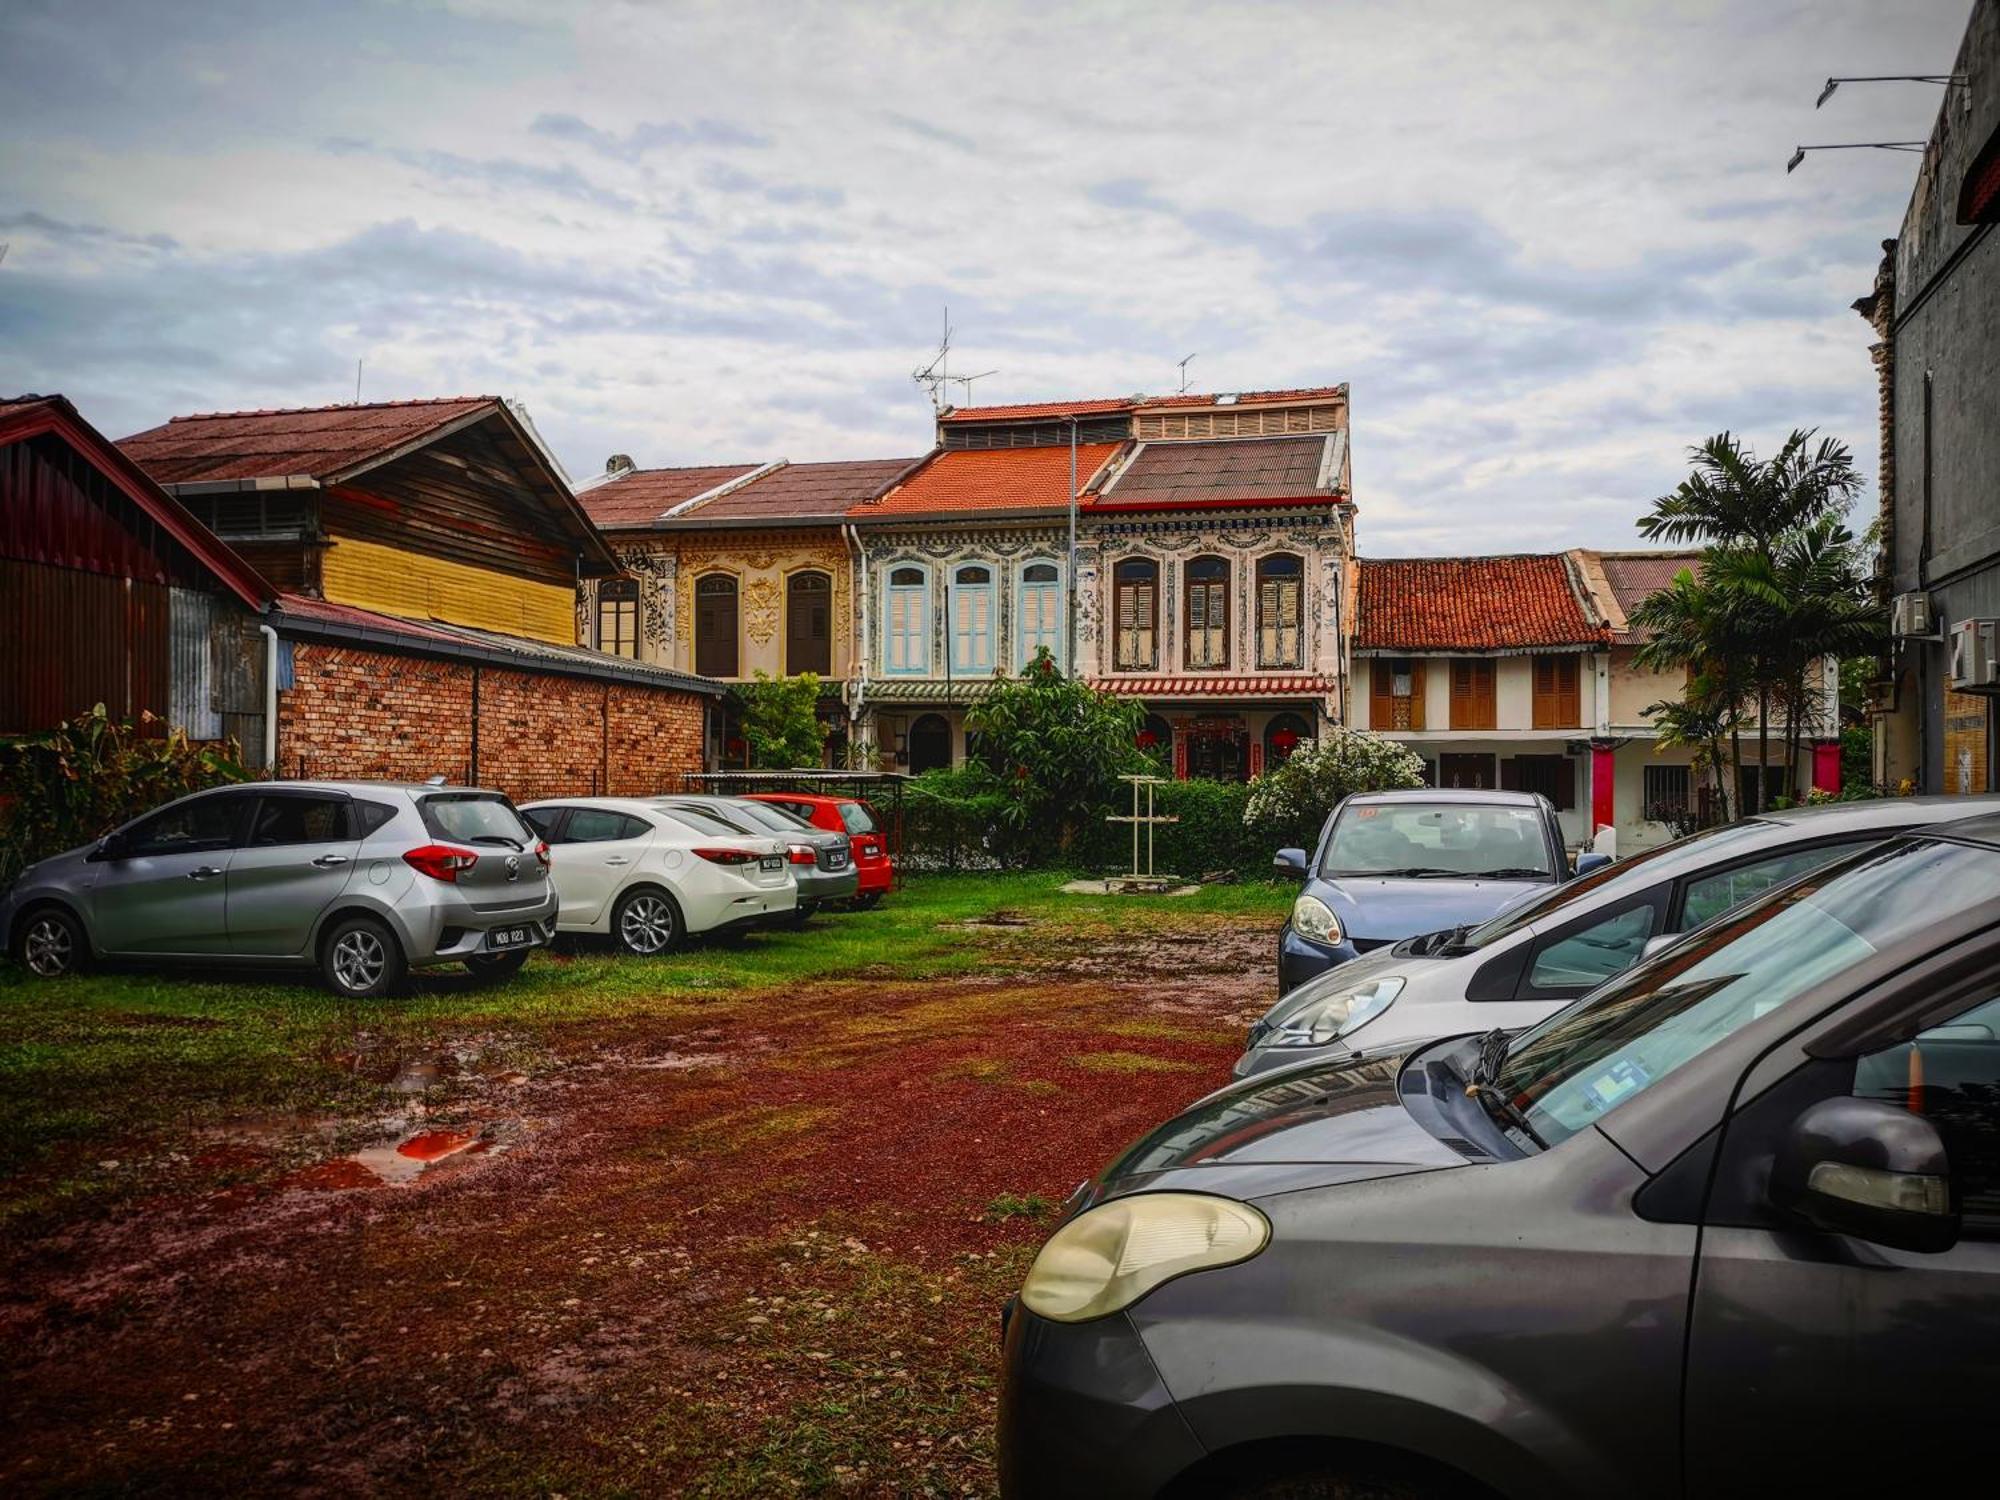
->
xmin=0 ymin=873 xmax=1291 ymax=1227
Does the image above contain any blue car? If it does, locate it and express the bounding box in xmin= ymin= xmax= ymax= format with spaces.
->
xmin=1274 ymin=787 xmax=1604 ymax=994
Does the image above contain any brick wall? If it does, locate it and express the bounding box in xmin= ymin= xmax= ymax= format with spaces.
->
xmin=277 ymin=642 xmax=706 ymax=798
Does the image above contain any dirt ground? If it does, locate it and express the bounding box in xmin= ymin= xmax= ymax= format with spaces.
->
xmin=0 ymin=905 xmax=1275 ymax=1497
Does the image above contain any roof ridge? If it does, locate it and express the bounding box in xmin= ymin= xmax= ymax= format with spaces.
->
xmin=944 ymin=384 xmax=1348 ymax=419
xmin=167 ymin=395 xmax=499 ymax=423
xmin=1359 ymin=552 xmax=1570 ymax=564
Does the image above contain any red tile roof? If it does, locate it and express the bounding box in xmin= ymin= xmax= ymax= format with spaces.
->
xmin=940 ymin=386 xmax=1347 ymax=423
xmin=857 ymin=442 xmax=1124 ymax=518
xmin=667 ymin=457 xmax=923 ymax=526
xmin=1142 ymin=385 xmax=1348 ymax=409
xmin=1088 ymin=674 xmax=1336 ymax=699
xmin=1358 ymin=555 xmax=1606 ymax=652
xmin=578 ymin=463 xmax=765 ymax=528
xmin=118 ymin=397 xmax=499 ymax=486
xmin=1095 ymin=434 xmax=1340 ymax=509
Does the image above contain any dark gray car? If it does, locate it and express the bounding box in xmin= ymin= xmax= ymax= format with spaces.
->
xmin=1000 ymin=815 xmax=2000 ymax=1498
xmin=651 ymin=795 xmax=858 ymax=917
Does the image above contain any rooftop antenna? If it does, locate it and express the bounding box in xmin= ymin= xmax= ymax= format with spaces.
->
xmin=949 ymin=369 xmax=999 ymax=405
xmin=354 ymin=359 xmax=364 ymax=404
xmin=912 ymin=306 xmax=954 ymax=412
xmin=1176 ymin=353 xmax=1197 ymax=394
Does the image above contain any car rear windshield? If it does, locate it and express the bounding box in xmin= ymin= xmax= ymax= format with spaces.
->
xmin=1495 ymin=838 xmax=2000 ymax=1148
xmin=1323 ymin=801 xmax=1554 ymax=880
xmin=837 ymin=801 xmax=877 ymax=836
xmin=725 ymin=800 xmax=813 ymax=834
xmin=659 ymin=805 xmax=751 ymax=838
xmin=420 ymin=793 xmax=533 ymax=847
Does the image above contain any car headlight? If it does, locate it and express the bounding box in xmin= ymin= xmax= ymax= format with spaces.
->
xmin=1290 ymin=893 xmax=1343 ymax=945
xmin=1266 ymin=976 xmax=1406 ymax=1048
xmin=1019 ymin=1193 xmax=1270 ymax=1323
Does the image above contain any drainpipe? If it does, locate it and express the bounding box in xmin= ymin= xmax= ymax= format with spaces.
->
xmin=257 ymin=622 xmax=279 ymax=774
xmin=1066 ymin=417 xmax=1079 ymax=677
xmin=845 ymin=522 xmax=869 ymax=761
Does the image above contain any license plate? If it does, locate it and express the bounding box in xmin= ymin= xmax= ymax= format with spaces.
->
xmin=759 ymin=854 xmax=784 ymax=871
xmin=827 ymin=851 xmax=848 ymax=868
xmin=486 ymin=925 xmax=537 ymax=950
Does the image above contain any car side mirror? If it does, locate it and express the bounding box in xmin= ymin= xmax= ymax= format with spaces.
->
xmin=1273 ymin=848 xmax=1310 ymax=881
xmin=87 ymin=834 xmax=126 ymax=863
xmin=1640 ymin=934 xmax=1677 ymax=962
xmin=1574 ymin=851 xmax=1613 ymax=876
xmin=1769 ymin=1097 xmax=1958 ymax=1254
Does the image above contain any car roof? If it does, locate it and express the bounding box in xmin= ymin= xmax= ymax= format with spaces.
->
xmin=517 ymin=796 xmax=669 ymax=816
xmin=743 ymin=791 xmax=860 ymax=806
xmin=1928 ymin=808 xmax=2000 ymax=848
xmin=200 ymin=780 xmax=507 ymax=797
xmin=1346 ymin=787 xmax=1545 ymax=807
xmin=1753 ymin=793 xmax=2000 ymax=834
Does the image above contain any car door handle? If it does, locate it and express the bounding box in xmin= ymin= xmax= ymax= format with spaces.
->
xmin=312 ymin=854 xmax=351 ymax=868
xmin=604 ymin=856 xmax=632 ymax=866
xmin=188 ymin=866 xmax=224 ymax=880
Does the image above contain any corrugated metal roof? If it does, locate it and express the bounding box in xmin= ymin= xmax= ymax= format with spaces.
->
xmin=1592 ymin=550 xmax=1702 ymax=643
xmin=1095 ymin=434 xmax=1338 ymax=509
xmin=118 ymin=397 xmax=498 ymax=485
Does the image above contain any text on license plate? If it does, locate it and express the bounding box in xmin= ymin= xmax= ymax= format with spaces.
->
xmin=487 ymin=925 xmax=537 ymax=949
xmin=759 ymin=854 xmax=784 ymax=870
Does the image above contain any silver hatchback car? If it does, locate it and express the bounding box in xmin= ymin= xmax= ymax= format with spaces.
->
xmin=1 ymin=781 xmax=557 ymax=998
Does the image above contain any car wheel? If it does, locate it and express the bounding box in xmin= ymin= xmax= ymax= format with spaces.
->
xmin=14 ymin=905 xmax=86 ymax=978
xmin=320 ymin=916 xmax=407 ymax=999
xmin=1220 ymin=1466 xmax=1435 ymax=1499
xmin=850 ymin=891 xmax=883 ymax=911
xmin=463 ymin=949 xmax=529 ymax=983
xmin=612 ymin=888 xmax=683 ymax=956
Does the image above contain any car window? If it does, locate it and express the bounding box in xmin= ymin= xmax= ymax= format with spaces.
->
xmin=1680 ymin=842 xmax=1864 ymax=930
xmin=659 ymin=805 xmax=747 ymax=837
xmin=1855 ymin=993 xmax=2000 ymax=1229
xmin=249 ymin=795 xmax=351 ymax=846
xmin=725 ymin=801 xmax=810 ymax=834
xmin=838 ymin=801 xmax=877 ymax=836
xmin=1527 ymin=903 xmax=1659 ymax=992
xmin=124 ymin=794 xmax=250 ymax=856
xmin=522 ymin=807 xmax=568 ymax=842
xmin=353 ymin=800 xmax=398 ymax=837
xmin=419 ymin=793 xmax=534 ymax=847
xmin=566 ymin=808 xmax=647 ymax=843
xmin=1496 ymin=839 xmax=2000 ymax=1149
xmin=1324 ymin=801 xmax=1554 ymax=880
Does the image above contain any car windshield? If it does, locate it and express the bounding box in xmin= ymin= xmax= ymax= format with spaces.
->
xmin=420 ymin=793 xmax=533 ymax=847
xmin=1323 ymin=801 xmax=1555 ymax=880
xmin=1457 ymin=820 xmax=1772 ymax=951
xmin=837 ymin=801 xmax=877 ymax=836
xmin=1492 ymin=837 xmax=2000 ymax=1149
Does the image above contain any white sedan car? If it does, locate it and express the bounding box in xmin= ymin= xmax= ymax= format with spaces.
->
xmin=520 ymin=797 xmax=796 ymax=954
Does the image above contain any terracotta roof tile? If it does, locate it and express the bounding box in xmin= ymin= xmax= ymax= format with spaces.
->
xmin=676 ymin=457 xmax=923 ymax=524
xmin=1141 ymin=385 xmax=1348 ymax=409
xmin=1358 ymin=555 xmax=1606 ymax=652
xmin=118 ymin=397 xmax=499 ymax=485
xmin=857 ymin=442 xmax=1123 ymax=518
xmin=1096 ymin=434 xmax=1338 ymax=509
xmin=578 ymin=463 xmax=765 ymax=528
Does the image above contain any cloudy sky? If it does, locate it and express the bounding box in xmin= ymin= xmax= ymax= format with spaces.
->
xmin=0 ymin=0 xmax=1966 ymax=552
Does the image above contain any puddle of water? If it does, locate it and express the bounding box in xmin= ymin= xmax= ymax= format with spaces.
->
xmin=295 ymin=1126 xmax=498 ymax=1190
xmin=626 ymin=1052 xmax=726 ymax=1071
xmin=390 ymin=1060 xmax=444 ymax=1094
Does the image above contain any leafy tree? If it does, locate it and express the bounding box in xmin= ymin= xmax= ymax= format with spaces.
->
xmin=1636 ymin=430 xmax=1875 ymax=812
xmin=1241 ymin=727 xmax=1427 ymax=852
xmin=961 ymin=649 xmax=1147 ymax=857
xmin=730 ymin=672 xmax=828 ymax=769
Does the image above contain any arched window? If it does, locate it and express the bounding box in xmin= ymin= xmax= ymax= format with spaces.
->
xmin=909 ymin=712 xmax=952 ymax=773
xmin=786 ymin=570 xmax=832 ymax=676
xmin=1184 ymin=555 xmax=1229 ymax=669
xmin=1113 ymin=558 xmax=1158 ymax=671
xmin=884 ymin=565 xmax=928 ymax=676
xmin=950 ymin=563 xmax=995 ymax=674
xmin=597 ymin=577 xmax=639 ymax=658
xmin=695 ymin=573 xmax=738 ymax=678
xmin=1018 ymin=560 xmax=1062 ymax=669
xmin=1256 ymin=553 xmax=1304 ymax=667
xmin=1264 ymin=711 xmax=1311 ymax=769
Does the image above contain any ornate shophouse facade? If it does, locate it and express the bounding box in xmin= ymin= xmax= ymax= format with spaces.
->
xmin=846 ymin=388 xmax=1356 ymax=777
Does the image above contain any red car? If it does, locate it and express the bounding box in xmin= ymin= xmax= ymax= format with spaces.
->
xmin=743 ymin=793 xmax=893 ymax=907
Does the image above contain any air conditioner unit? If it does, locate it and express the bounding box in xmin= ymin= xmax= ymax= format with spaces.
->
xmin=1948 ymin=619 xmax=1998 ymax=691
xmin=1891 ymin=592 xmax=1935 ymax=638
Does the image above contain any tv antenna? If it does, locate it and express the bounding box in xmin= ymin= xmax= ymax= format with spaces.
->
xmin=1176 ymin=353 xmax=1197 ymax=394
xmin=354 ymin=358 xmax=363 ymax=404
xmin=912 ymin=307 xmax=955 ymax=412
xmin=950 ymin=369 xmax=999 ymax=405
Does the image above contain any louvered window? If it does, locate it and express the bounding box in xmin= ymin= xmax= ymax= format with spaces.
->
xmin=694 ymin=574 xmax=738 ymax=678
xmin=1184 ymin=557 xmax=1229 ymax=669
xmin=1256 ymin=554 xmax=1303 ymax=667
xmin=1369 ymin=658 xmax=1425 ymax=731
xmin=1532 ymin=655 xmax=1582 ymax=729
xmin=1113 ymin=559 xmax=1158 ymax=671
xmin=885 ymin=566 xmax=927 ymax=676
xmin=1018 ymin=561 xmax=1062 ymax=668
xmin=596 ymin=578 xmax=639 ymax=659
xmin=786 ymin=571 xmax=831 ymax=676
xmin=1449 ymin=659 xmax=1496 ymax=730
xmin=951 ymin=564 xmax=994 ymax=674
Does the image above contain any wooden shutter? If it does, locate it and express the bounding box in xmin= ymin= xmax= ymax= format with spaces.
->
xmin=1369 ymin=662 xmax=1395 ymax=730
xmin=1450 ymin=659 xmax=1495 ymax=730
xmin=1407 ymin=661 xmax=1426 ymax=730
xmin=1533 ymin=655 xmax=1581 ymax=728
xmin=1187 ymin=579 xmax=1226 ymax=668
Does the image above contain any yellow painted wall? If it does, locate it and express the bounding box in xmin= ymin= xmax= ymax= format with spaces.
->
xmin=323 ymin=533 xmax=576 ymax=643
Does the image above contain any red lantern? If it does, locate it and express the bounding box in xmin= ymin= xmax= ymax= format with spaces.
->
xmin=1272 ymin=729 xmax=1300 ymax=752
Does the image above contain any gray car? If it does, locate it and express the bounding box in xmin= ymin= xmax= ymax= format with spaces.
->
xmin=1 ymin=781 xmax=556 ymax=998
xmin=1239 ymin=795 xmax=2000 ymax=1080
xmin=1000 ymin=815 xmax=2000 ymax=1498
xmin=651 ymin=795 xmax=858 ymax=917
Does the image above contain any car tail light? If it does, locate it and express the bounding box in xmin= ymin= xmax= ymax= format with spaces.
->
xmin=693 ymin=847 xmax=757 ymax=866
xmin=787 ymin=845 xmax=818 ymax=865
xmin=534 ymin=839 xmax=551 ymax=870
xmin=404 ymin=843 xmax=478 ymax=882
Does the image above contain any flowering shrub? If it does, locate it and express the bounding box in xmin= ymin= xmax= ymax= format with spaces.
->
xmin=1242 ymin=728 xmax=1427 ymax=851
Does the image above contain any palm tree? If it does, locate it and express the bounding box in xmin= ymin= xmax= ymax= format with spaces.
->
xmin=1638 ymin=431 xmax=1866 ymax=811
xmin=1631 ymin=566 xmax=1751 ymax=821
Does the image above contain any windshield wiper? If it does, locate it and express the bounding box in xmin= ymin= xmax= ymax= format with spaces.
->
xmin=1411 ymin=923 xmax=1471 ymax=956
xmin=1463 ymin=1027 xmax=1547 ymax=1151
xmin=468 ymin=834 xmax=524 ymax=850
xmin=1467 ymin=867 xmax=1552 ymax=880
xmin=1329 ymin=866 xmax=1461 ymax=879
